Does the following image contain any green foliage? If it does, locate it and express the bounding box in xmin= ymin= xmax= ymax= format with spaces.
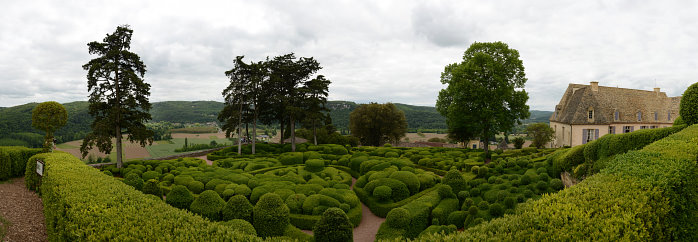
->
xmin=31 ymin=101 xmax=68 ymax=152
xmin=441 ymin=170 xmax=467 ymax=194
xmin=526 ymin=123 xmax=554 ymax=148
xmin=123 ymin=172 xmax=144 ymax=191
xmin=385 ymin=208 xmax=410 ymax=229
xmin=190 ymin=190 xmax=226 ymax=221
xmin=187 ymin=180 xmax=205 ymax=194
xmin=673 ymin=116 xmax=685 ymax=125
xmin=418 ymin=224 xmax=457 ymax=238
xmin=313 ymin=207 xmax=353 ymax=242
xmin=81 ymin=25 xmax=154 ymax=168
xmin=679 ymin=82 xmax=698 ymax=125
xmin=166 ymin=185 xmax=195 ymax=210
xmin=550 ymin=178 xmax=564 ymax=190
xmin=141 ymin=179 xmax=162 ymax=198
xmin=304 ymin=159 xmax=325 ymax=172
xmin=436 ymin=41 xmax=529 ymax=155
xmin=0 ymin=146 xmax=41 ymax=182
xmin=38 ymin=153 xmax=260 ymax=241
xmin=221 ymin=195 xmax=253 ymax=222
xmin=431 ymin=198 xmax=459 ymax=226
xmin=447 ymin=211 xmax=467 ymax=228
xmin=373 ymin=185 xmax=392 ymax=202
xmin=253 ymin=193 xmax=290 ymax=237
xmin=220 ymin=219 xmax=257 ymax=236
xmin=349 ymin=102 xmax=408 ymax=146
xmin=174 ymin=142 xmax=225 ymax=152
xmin=141 ymin=170 xmax=160 ymax=181
xmin=512 ymin=136 xmax=525 ymax=149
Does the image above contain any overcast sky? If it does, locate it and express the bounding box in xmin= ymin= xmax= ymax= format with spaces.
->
xmin=1 ymin=0 xmax=697 ymax=111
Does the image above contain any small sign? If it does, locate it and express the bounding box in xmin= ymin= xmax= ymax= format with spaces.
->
xmin=36 ymin=160 xmax=44 ymax=176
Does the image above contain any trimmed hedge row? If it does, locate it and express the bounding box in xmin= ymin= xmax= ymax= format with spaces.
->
xmin=36 ymin=152 xmax=263 ymax=241
xmin=0 ymin=146 xmax=42 ymax=181
xmin=412 ymin=124 xmax=698 ymax=241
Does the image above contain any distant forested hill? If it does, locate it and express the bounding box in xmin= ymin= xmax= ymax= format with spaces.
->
xmin=326 ymin=101 xmax=447 ymax=132
xmin=150 ymin=101 xmax=223 ymax=123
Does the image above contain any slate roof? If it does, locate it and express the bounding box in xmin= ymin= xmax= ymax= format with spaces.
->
xmin=550 ymin=83 xmax=681 ymax=125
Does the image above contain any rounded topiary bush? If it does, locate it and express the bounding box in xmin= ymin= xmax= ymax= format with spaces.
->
xmin=503 ymin=197 xmax=516 ymax=209
xmin=477 ymin=166 xmax=488 ymax=178
xmin=386 ymin=208 xmax=410 ymax=229
xmin=442 ymin=170 xmax=467 ymax=194
xmin=305 ymin=159 xmax=325 ymax=172
xmin=221 ymin=219 xmax=257 ymax=236
xmin=205 ymin=178 xmax=230 ymax=191
xmin=142 ymin=179 xmax=162 ymax=198
xmin=535 ymin=180 xmax=549 ymax=191
xmin=447 ymin=211 xmax=467 ymax=228
xmin=285 ymin=194 xmax=307 ymax=214
xmin=103 ymin=170 xmax=113 ymax=176
xmin=389 ymin=171 xmax=420 ymax=194
xmin=313 ymin=207 xmax=353 ymax=242
xmin=373 ymin=185 xmax=392 ymax=201
xmin=489 ymin=203 xmax=504 ymax=216
xmin=187 ymin=180 xmax=205 ymax=194
xmin=123 ymin=172 xmax=144 ymax=191
xmin=680 ymin=82 xmax=698 ymax=125
xmin=550 ymin=178 xmax=564 ymax=190
xmin=221 ymin=195 xmax=253 ymax=222
xmin=478 ymin=201 xmax=489 ymax=210
xmin=190 ymin=190 xmax=226 ymax=221
xmin=142 ymin=170 xmax=160 ymax=181
xmin=166 ymin=185 xmax=195 ymax=209
xmin=468 ymin=206 xmax=478 ymax=216
xmin=384 ymin=151 xmax=399 ymax=158
xmin=254 ymin=193 xmax=290 ymax=238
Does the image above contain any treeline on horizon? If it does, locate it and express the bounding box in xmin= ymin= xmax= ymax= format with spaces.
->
xmin=0 ymin=100 xmax=552 ymax=147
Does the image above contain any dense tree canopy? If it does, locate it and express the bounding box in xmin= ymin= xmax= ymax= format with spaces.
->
xmin=526 ymin=123 xmax=554 ymax=148
xmin=436 ymin=41 xmax=530 ymax=155
xmin=80 ymin=25 xmax=153 ymax=168
xmin=31 ymin=101 xmax=68 ymax=151
xmin=679 ymin=82 xmax=698 ymax=125
xmin=349 ymin=102 xmax=407 ymax=146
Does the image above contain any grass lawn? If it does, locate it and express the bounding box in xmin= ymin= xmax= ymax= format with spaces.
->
xmin=146 ymin=137 xmax=232 ymax=158
xmin=56 ymin=143 xmax=79 ymax=149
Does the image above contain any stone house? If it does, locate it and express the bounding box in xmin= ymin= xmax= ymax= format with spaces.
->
xmin=549 ymin=81 xmax=681 ymax=147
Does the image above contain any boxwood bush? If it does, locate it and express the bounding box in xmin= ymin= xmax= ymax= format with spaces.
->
xmin=189 ymin=190 xmax=226 ymax=221
xmin=1 ymin=146 xmax=42 ymax=181
xmin=312 ymin=207 xmax=353 ymax=242
xmin=253 ymin=193 xmax=290 ymax=237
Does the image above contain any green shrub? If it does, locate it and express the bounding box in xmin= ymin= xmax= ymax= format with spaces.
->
xmin=142 ymin=179 xmax=162 ymax=198
xmin=313 ymin=207 xmax=353 ymax=242
xmin=187 ymin=181 xmax=205 ymax=194
xmin=205 ymin=179 xmax=230 ymax=191
xmin=221 ymin=195 xmax=253 ymax=222
xmin=25 ymin=152 xmax=49 ymax=191
xmin=220 ymin=219 xmax=257 ymax=236
xmin=190 ymin=190 xmax=225 ymax=221
xmin=389 ymin=171 xmax=421 ymax=194
xmin=141 ymin=171 xmax=160 ymax=181
xmin=489 ymin=203 xmax=504 ymax=216
xmin=38 ymin=153 xmax=259 ymax=241
xmin=285 ymin=194 xmax=307 ymax=214
xmin=386 ymin=208 xmax=410 ymax=229
xmin=680 ymin=82 xmax=698 ymax=125
xmin=550 ymin=178 xmax=564 ymax=190
xmin=1 ymin=146 xmax=42 ymax=181
xmin=123 ymin=172 xmax=144 ymax=191
xmin=478 ymin=201 xmax=489 ymax=210
xmin=431 ymin=198 xmax=459 ymax=227
xmin=253 ymin=193 xmax=290 ymax=238
xmin=373 ymin=185 xmax=392 ymax=202
xmin=442 ymin=170 xmax=467 ymax=194
xmin=278 ymin=152 xmax=304 ymax=165
xmin=305 ymin=159 xmax=325 ymax=172
xmin=447 ymin=211 xmax=467 ymax=228
xmin=364 ymin=178 xmax=410 ymax=202
xmin=535 ymin=180 xmax=549 ymax=191
xmin=166 ymin=185 xmax=195 ymax=210
xmin=418 ymin=225 xmax=457 ymax=238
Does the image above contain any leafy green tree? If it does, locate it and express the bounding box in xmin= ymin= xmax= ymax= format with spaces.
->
xmin=80 ymin=25 xmax=153 ymax=168
xmin=349 ymin=102 xmax=407 ymax=146
xmin=512 ymin=136 xmax=525 ymax=149
xmin=436 ymin=41 xmax=529 ymax=156
xmin=220 ymin=56 xmax=252 ymax=155
xmin=266 ymin=53 xmax=322 ymax=152
xmin=679 ymin=82 xmax=698 ymax=125
xmin=526 ymin=123 xmax=554 ymax=148
xmin=31 ymin=101 xmax=67 ymax=152
xmin=302 ymin=75 xmax=331 ymax=145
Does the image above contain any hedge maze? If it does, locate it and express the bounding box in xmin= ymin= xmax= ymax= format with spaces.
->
xmin=14 ymin=124 xmax=697 ymax=241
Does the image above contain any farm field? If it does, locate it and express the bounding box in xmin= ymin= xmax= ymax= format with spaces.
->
xmin=55 ymin=132 xmax=237 ymax=161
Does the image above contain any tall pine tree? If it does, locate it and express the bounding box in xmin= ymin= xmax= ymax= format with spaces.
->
xmin=80 ymin=25 xmax=153 ymax=168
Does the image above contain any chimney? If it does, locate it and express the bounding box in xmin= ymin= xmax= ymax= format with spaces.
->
xmin=654 ymin=87 xmax=660 ymax=96
xmin=590 ymin=81 xmax=599 ymax=92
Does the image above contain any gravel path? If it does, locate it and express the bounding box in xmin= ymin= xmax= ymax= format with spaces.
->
xmin=0 ymin=178 xmax=47 ymax=242
xmin=195 ymin=155 xmax=213 ymax=166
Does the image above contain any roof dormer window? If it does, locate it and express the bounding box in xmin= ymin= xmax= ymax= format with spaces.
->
xmin=588 ymin=110 xmax=594 ymax=119
xmin=654 ymin=112 xmax=658 ymax=121
xmin=614 ymin=110 xmax=619 ymax=121
xmin=637 ymin=111 xmax=642 ymax=122
xmin=668 ymin=110 xmax=671 ymax=121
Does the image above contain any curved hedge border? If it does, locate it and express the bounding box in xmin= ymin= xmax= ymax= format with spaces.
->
xmin=409 ymin=124 xmax=698 ymax=241
xmin=35 ymin=152 xmax=265 ymax=241
xmin=0 ymin=146 xmax=42 ymax=181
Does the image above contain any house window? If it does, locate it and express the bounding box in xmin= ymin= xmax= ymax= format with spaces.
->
xmin=640 ymin=126 xmax=647 ymax=130
xmin=588 ymin=110 xmax=594 ymax=119
xmin=586 ymin=129 xmax=594 ymax=143
xmin=609 ymin=126 xmax=615 ymax=134
xmin=654 ymin=112 xmax=658 ymax=121
xmin=623 ymin=126 xmax=633 ymax=133
xmin=562 ymin=127 xmax=565 ymax=141
xmin=472 ymin=144 xmax=477 ymax=149
xmin=637 ymin=111 xmax=642 ymax=121
xmin=583 ymin=129 xmax=598 ymax=144
xmin=614 ymin=111 xmax=619 ymax=121
xmin=668 ymin=111 xmax=671 ymax=121
xmin=650 ymin=125 xmax=658 ymax=129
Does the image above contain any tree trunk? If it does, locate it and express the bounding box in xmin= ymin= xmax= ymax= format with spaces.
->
xmin=245 ymin=122 xmax=249 ymax=142
xmin=252 ymin=113 xmax=257 ymax=155
xmin=291 ymin=116 xmax=296 ymax=152
xmin=279 ymin=117 xmax=285 ymax=144
xmin=482 ymin=127 xmax=490 ymax=160
xmin=238 ymin=102 xmax=243 ymax=155
xmin=116 ymin=126 xmax=123 ymax=168
xmin=313 ymin=120 xmax=317 ymax=145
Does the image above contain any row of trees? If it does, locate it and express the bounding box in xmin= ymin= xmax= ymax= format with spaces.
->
xmin=218 ymin=54 xmax=331 ymax=155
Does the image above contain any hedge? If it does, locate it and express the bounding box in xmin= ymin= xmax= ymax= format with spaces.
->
xmin=37 ymin=152 xmax=263 ymax=241
xmin=410 ymin=124 xmax=698 ymax=241
xmin=0 ymin=146 xmax=42 ymax=181
xmin=354 ymin=185 xmax=439 ymax=217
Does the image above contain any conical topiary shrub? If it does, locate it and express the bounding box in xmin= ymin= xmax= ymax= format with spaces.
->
xmin=253 ymin=193 xmax=290 ymax=237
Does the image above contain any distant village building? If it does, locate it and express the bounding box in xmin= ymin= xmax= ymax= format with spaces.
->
xmin=549 ymin=81 xmax=681 ymax=147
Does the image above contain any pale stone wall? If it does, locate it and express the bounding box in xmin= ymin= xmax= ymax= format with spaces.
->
xmin=551 ymin=121 xmax=673 ymax=147
xmin=550 ymin=121 xmax=573 ymax=147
